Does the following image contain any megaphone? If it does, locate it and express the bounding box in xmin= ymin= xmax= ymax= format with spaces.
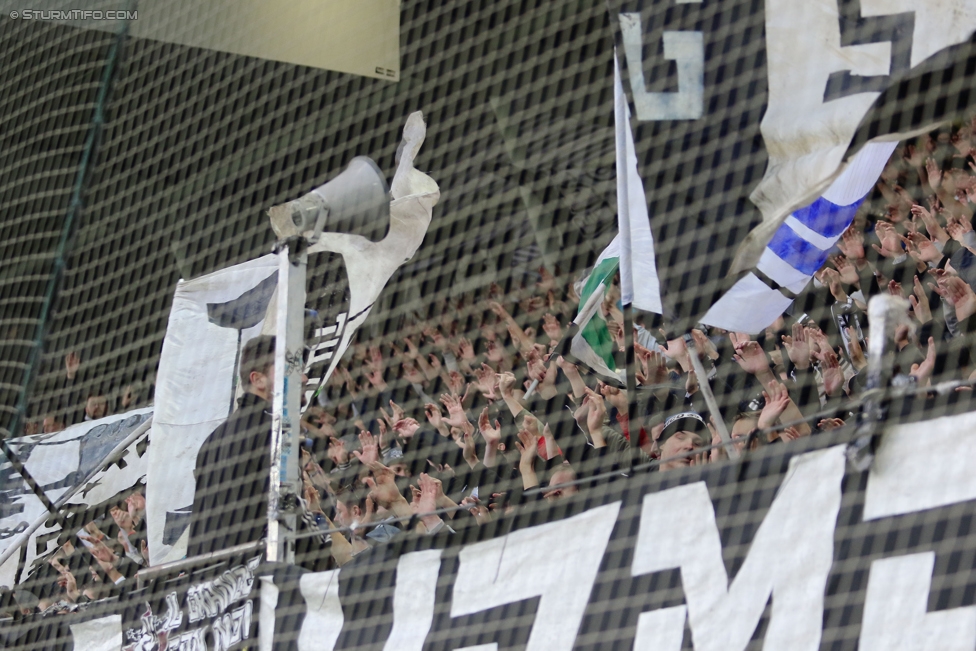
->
xmin=267 ymin=156 xmax=390 ymax=243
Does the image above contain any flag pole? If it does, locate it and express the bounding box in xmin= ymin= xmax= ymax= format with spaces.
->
xmin=614 ymin=52 xmax=640 ymax=450
xmin=622 ymin=304 xmax=639 ymax=450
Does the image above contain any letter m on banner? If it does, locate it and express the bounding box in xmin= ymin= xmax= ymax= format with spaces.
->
xmin=630 ymin=446 xmax=845 ymax=651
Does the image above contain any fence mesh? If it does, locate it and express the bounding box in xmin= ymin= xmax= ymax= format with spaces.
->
xmin=0 ymin=1 xmax=976 ymax=649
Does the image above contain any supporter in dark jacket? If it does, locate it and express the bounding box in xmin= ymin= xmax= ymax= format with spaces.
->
xmin=185 ymin=336 xmax=276 ymax=559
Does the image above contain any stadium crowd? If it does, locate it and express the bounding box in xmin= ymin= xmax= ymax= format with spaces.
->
xmin=284 ymin=121 xmax=976 ymax=567
xmin=10 ymin=121 xmax=976 ymax=614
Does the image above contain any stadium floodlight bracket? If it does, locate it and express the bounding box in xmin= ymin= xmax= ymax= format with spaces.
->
xmin=264 ymin=156 xmax=389 ymax=564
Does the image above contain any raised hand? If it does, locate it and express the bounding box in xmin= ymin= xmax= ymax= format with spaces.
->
xmin=542 ymin=313 xmax=562 ymax=342
xmin=537 ymin=265 xmax=556 ymax=293
xmin=943 ymin=276 xmax=976 ymax=321
xmin=904 ymin=231 xmax=942 ymax=264
xmin=461 ymin=495 xmax=492 ymax=525
xmin=947 ymin=214 xmax=974 ymax=244
xmin=872 ymin=221 xmax=904 ymax=259
xmin=836 ymin=226 xmax=866 ymax=261
xmin=393 ymin=418 xmax=421 ymax=439
xmin=65 ymin=352 xmax=80 ymax=380
xmin=303 ymin=479 xmax=324 ymax=514
xmin=458 ymin=429 xmax=478 ymax=467
xmin=126 ymin=492 xmax=146 ymax=522
xmin=926 ymin=158 xmax=942 ymax=189
xmin=732 ymin=339 xmax=769 ymax=376
xmin=519 ymin=295 xmax=546 ymax=314
xmin=478 ymin=406 xmax=502 ymax=447
xmin=525 ymin=349 xmax=548 ymax=383
xmin=832 ymin=255 xmax=860 ymax=285
xmin=911 ymin=204 xmax=950 ymax=244
xmin=816 ymin=347 xmax=845 ymax=397
xmin=888 ymin=278 xmax=904 ymax=297
xmin=846 ymin=326 xmax=867 ymax=371
xmin=758 ymin=381 xmax=790 ymax=430
xmin=584 ymin=388 xmax=607 ymax=436
xmin=600 ymin=383 xmax=627 ymax=413
xmin=909 ymin=276 xmax=933 ymax=325
xmin=514 ymin=429 xmax=538 ymax=466
xmin=423 ymin=325 xmax=448 ymax=350
xmin=780 ymin=426 xmax=803 ymax=442
xmin=353 ymin=430 xmax=380 ymax=465
xmin=362 ymin=361 xmax=385 ymax=389
xmin=446 ymin=370 xmax=466 ymax=395
xmin=88 ymin=540 xmax=118 ymax=566
xmin=690 ymin=328 xmax=718 ymax=360
xmin=440 ymin=393 xmax=469 ymax=428
xmin=485 ymin=340 xmax=505 ymax=364
xmin=662 ymin=335 xmax=691 ymax=370
xmin=818 ymin=418 xmax=846 ymax=431
xmin=457 ymin=337 xmax=475 ymax=361
xmin=110 ymin=506 xmax=134 ymax=534
xmin=363 ymin=461 xmax=404 ymax=509
xmin=473 ymin=363 xmax=499 ymax=399
xmin=402 ymin=336 xmax=421 ymax=360
xmin=910 ymin=337 xmax=937 ymax=385
xmin=816 ymin=267 xmax=848 ymax=302
xmin=496 ymin=371 xmax=517 ymax=397
xmin=904 ymin=143 xmax=925 ymax=168
xmin=403 ymin=362 xmax=425 ymax=385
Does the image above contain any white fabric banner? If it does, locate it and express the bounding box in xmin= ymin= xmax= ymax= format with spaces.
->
xmin=0 ymin=408 xmax=153 ymax=587
xmin=147 ymin=255 xmax=279 ymax=565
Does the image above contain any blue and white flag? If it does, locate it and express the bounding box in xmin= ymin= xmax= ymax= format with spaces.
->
xmin=701 ymin=141 xmax=897 ymax=333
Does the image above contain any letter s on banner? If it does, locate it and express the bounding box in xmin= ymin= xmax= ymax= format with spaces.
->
xmin=451 ymin=502 xmax=621 ymax=651
xmin=631 ymin=446 xmax=845 ymax=651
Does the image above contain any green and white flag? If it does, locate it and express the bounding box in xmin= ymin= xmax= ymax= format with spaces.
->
xmin=570 ymin=243 xmax=622 ymax=382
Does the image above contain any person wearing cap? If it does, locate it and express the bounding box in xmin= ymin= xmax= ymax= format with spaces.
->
xmin=657 ymin=411 xmax=709 ymax=472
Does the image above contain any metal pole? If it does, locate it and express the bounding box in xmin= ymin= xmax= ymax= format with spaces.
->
xmin=136 ymin=539 xmax=263 ymax=589
xmin=622 ymin=304 xmax=639 ymax=449
xmin=685 ymin=335 xmax=739 ymax=460
xmin=267 ymin=238 xmax=307 ymax=564
xmin=847 ymin=294 xmax=906 ymax=471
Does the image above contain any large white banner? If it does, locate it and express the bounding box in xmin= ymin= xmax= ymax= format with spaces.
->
xmin=147 ymin=255 xmax=279 ymax=565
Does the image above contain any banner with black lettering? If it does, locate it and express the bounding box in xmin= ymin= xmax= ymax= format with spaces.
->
xmin=6 ymin=409 xmax=976 ymax=649
xmin=608 ymin=0 xmax=976 ymax=331
xmin=0 ymin=408 xmax=153 ymax=589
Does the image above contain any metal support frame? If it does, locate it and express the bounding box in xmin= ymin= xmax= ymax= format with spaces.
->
xmin=847 ymin=294 xmax=908 ymax=471
xmin=267 ymin=237 xmax=308 ymax=564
